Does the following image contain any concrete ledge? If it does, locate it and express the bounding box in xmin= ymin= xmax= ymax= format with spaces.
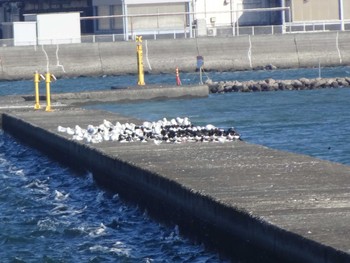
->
xmin=0 ymin=85 xmax=208 ymax=110
xmin=2 ymin=109 xmax=350 ymax=263
xmin=50 ymin=84 xmax=209 ymax=106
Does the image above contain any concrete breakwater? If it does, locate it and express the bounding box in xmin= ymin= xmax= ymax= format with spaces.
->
xmin=2 ymin=109 xmax=350 ymax=263
xmin=208 ymin=76 xmax=350 ymax=93
xmin=1 ymin=31 xmax=350 ymax=80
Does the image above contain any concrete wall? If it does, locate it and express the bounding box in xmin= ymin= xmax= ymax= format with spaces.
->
xmin=0 ymin=32 xmax=350 ymax=80
xmin=2 ymin=111 xmax=350 ymax=263
xmin=291 ymin=0 xmax=339 ymax=21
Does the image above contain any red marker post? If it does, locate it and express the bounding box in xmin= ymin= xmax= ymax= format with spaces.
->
xmin=176 ymin=67 xmax=182 ymax=86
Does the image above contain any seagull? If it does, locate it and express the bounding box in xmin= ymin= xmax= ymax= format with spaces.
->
xmin=57 ymin=126 xmax=67 ymax=133
xmin=66 ymin=127 xmax=75 ymax=135
xmin=205 ymin=124 xmax=215 ymax=130
xmin=59 ymin=117 xmax=242 ymax=145
xmin=87 ymin=125 xmax=96 ymax=135
xmin=176 ymin=117 xmax=184 ymax=125
xmin=103 ymin=119 xmax=114 ymax=129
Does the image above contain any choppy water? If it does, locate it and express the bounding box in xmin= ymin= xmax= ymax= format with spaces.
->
xmin=0 ymin=131 xmax=223 ymax=262
xmin=1 ymin=67 xmax=350 ymax=262
xmin=1 ymin=65 xmax=350 ymax=96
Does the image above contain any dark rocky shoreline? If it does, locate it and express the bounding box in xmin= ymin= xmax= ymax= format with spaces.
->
xmin=207 ymin=77 xmax=350 ymax=93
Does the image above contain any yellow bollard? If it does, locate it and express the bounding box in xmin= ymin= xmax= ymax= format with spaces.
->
xmin=136 ymin=36 xmax=145 ymax=86
xmin=33 ymin=71 xmax=41 ymax=110
xmin=45 ymin=72 xmax=56 ymax=112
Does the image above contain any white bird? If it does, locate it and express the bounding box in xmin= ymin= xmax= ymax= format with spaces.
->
xmin=66 ymin=127 xmax=75 ymax=135
xmin=216 ymin=137 xmax=226 ymax=143
xmin=103 ymin=132 xmax=110 ymax=141
xmin=205 ymin=124 xmax=215 ymax=130
xmin=73 ymin=134 xmax=84 ymax=141
xmin=125 ymin=123 xmax=132 ymax=131
xmin=57 ymin=126 xmax=67 ymax=133
xmin=74 ymin=125 xmax=85 ymax=139
xmin=176 ymin=117 xmax=184 ymax=125
xmin=57 ymin=116 xmax=241 ymax=145
xmin=87 ymin=125 xmax=96 ymax=134
xmin=85 ymin=134 xmax=92 ymax=143
xmin=91 ymin=133 xmax=103 ymax=144
xmin=153 ymin=124 xmax=162 ymax=135
xmin=103 ymin=119 xmax=113 ymax=129
xmin=115 ymin=122 xmax=122 ymax=129
xmin=170 ymin=118 xmax=177 ymax=126
xmin=183 ymin=117 xmax=191 ymax=126
xmin=110 ymin=128 xmax=120 ymax=139
xmin=134 ymin=128 xmax=144 ymax=137
xmin=142 ymin=121 xmax=152 ymax=129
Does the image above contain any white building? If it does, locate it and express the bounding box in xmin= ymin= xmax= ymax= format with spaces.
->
xmin=91 ymin=0 xmax=282 ymax=38
xmin=93 ymin=0 xmax=192 ymax=37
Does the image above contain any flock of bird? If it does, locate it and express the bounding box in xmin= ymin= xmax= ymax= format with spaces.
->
xmin=57 ymin=117 xmax=241 ymax=145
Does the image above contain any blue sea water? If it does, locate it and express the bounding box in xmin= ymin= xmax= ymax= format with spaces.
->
xmin=0 ymin=132 xmax=222 ymax=262
xmin=1 ymin=65 xmax=350 ymax=96
xmin=1 ymin=67 xmax=350 ymax=262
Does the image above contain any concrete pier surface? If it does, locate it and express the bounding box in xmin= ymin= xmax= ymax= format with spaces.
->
xmin=0 ymin=84 xmax=208 ymax=111
xmin=1 ymin=108 xmax=350 ymax=263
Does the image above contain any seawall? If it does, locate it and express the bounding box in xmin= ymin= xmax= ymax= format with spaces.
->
xmin=1 ymin=31 xmax=350 ymax=80
xmin=1 ymin=107 xmax=350 ymax=262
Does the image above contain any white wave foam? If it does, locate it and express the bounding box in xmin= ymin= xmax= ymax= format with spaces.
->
xmin=96 ymin=192 xmax=104 ymax=203
xmin=25 ymin=179 xmax=49 ymax=192
xmin=50 ymin=204 xmax=69 ymax=215
xmin=0 ymin=157 xmax=7 ymax=165
xmin=89 ymin=241 xmax=131 ymax=257
xmin=15 ymin=169 xmax=25 ymax=176
xmin=89 ymin=245 xmax=109 ymax=252
xmin=88 ymin=223 xmax=107 ymax=237
xmin=54 ymin=190 xmax=70 ymax=201
xmin=50 ymin=204 xmax=87 ymax=216
xmin=37 ymin=218 xmax=58 ymax=231
xmin=111 ymin=241 xmax=131 ymax=257
xmin=163 ymin=225 xmax=181 ymax=241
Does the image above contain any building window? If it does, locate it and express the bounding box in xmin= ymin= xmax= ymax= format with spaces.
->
xmin=127 ymin=3 xmax=187 ymax=32
xmin=96 ymin=5 xmax=123 ymax=32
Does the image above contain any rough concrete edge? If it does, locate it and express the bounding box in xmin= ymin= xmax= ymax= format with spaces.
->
xmin=50 ymin=85 xmax=209 ymax=102
xmin=1 ymin=113 xmax=349 ymax=263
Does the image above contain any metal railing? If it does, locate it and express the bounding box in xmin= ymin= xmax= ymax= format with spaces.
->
xmin=1 ymin=12 xmax=350 ymax=47
xmin=2 ymin=21 xmax=350 ymax=47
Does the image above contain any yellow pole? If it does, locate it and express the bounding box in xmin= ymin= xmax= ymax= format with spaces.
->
xmin=34 ymin=71 xmax=41 ymax=110
xmin=45 ymin=72 xmax=52 ymax=112
xmin=136 ymin=36 xmax=145 ymax=86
